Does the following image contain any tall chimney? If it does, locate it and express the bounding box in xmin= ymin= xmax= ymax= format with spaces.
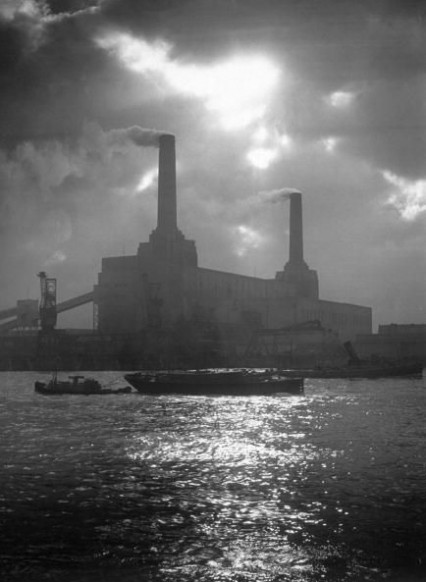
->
xmin=157 ymin=134 xmax=177 ymax=234
xmin=289 ymin=191 xmax=304 ymax=264
xmin=276 ymin=189 xmax=318 ymax=299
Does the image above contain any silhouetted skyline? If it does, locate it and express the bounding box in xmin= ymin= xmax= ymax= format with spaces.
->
xmin=0 ymin=0 xmax=425 ymax=329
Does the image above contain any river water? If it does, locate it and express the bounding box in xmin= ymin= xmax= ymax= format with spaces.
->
xmin=1 ymin=371 xmax=425 ymax=582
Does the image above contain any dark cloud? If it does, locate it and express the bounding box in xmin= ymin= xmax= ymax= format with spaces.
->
xmin=45 ymin=0 xmax=100 ymax=16
xmin=0 ymin=20 xmax=29 ymax=72
xmin=0 ymin=8 xmax=101 ymax=141
xmin=380 ymin=0 xmax=426 ymax=18
xmin=100 ymin=0 xmax=196 ymax=46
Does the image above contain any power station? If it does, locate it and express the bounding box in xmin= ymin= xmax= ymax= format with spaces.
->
xmin=0 ymin=132 xmax=379 ymax=369
xmin=95 ymin=134 xmax=370 ymax=337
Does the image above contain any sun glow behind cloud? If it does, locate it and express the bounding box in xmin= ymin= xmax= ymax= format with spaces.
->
xmin=383 ymin=170 xmax=426 ymax=220
xmin=97 ymin=32 xmax=280 ymax=131
xmin=136 ymin=167 xmax=158 ymax=193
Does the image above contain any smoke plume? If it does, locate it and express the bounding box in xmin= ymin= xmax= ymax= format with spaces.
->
xmin=258 ymin=188 xmax=302 ymax=203
xmin=107 ymin=126 xmax=172 ymax=147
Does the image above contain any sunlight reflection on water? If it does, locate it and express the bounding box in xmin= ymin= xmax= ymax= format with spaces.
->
xmin=0 ymin=373 xmax=426 ymax=581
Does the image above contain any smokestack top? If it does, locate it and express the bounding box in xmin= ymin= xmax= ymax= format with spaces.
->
xmin=158 ymin=133 xmax=175 ymax=145
xmin=108 ymin=126 xmax=174 ymax=147
xmin=258 ymin=187 xmax=302 ymax=204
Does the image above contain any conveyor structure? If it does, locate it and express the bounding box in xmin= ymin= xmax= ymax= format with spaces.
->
xmin=0 ymin=291 xmax=94 ymax=332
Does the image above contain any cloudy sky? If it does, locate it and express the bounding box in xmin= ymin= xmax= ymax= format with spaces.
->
xmin=0 ymin=0 xmax=425 ymax=329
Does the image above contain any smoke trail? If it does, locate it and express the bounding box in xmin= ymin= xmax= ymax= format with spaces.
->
xmin=258 ymin=187 xmax=301 ymax=203
xmin=108 ymin=126 xmax=172 ymax=147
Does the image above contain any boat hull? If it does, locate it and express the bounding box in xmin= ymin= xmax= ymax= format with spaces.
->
xmin=34 ymin=381 xmax=132 ymax=395
xmin=124 ymin=370 xmax=304 ymax=396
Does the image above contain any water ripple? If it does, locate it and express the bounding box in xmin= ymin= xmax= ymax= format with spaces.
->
xmin=1 ymin=372 xmax=426 ymax=581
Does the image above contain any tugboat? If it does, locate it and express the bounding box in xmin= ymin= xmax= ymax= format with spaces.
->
xmin=35 ymin=373 xmax=132 ymax=395
xmin=124 ymin=368 xmax=304 ymax=396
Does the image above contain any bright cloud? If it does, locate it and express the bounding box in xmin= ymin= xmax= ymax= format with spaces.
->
xmin=0 ymin=0 xmax=41 ymax=19
xmin=246 ymin=147 xmax=278 ymax=170
xmin=44 ymin=250 xmax=67 ymax=267
xmin=383 ymin=170 xmax=426 ymax=220
xmin=97 ymin=35 xmax=170 ymax=75
xmin=97 ymin=32 xmax=280 ymax=130
xmin=252 ymin=126 xmax=269 ymax=143
xmin=234 ymin=225 xmax=264 ymax=256
xmin=328 ymin=90 xmax=355 ymax=108
xmin=322 ymin=137 xmax=338 ymax=153
xmin=246 ymin=129 xmax=292 ymax=170
xmin=279 ymin=133 xmax=292 ymax=148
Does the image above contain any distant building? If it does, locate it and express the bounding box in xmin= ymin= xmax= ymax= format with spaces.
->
xmin=355 ymin=324 xmax=426 ymax=363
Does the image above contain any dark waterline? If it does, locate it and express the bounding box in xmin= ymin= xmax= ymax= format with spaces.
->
xmin=1 ymin=372 xmax=426 ymax=582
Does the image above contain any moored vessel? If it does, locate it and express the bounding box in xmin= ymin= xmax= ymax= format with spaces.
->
xmin=124 ymin=368 xmax=304 ymax=396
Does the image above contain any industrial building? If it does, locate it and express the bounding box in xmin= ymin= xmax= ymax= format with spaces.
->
xmin=0 ymin=132 xmax=374 ymax=369
xmin=94 ymin=134 xmax=371 ymax=339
